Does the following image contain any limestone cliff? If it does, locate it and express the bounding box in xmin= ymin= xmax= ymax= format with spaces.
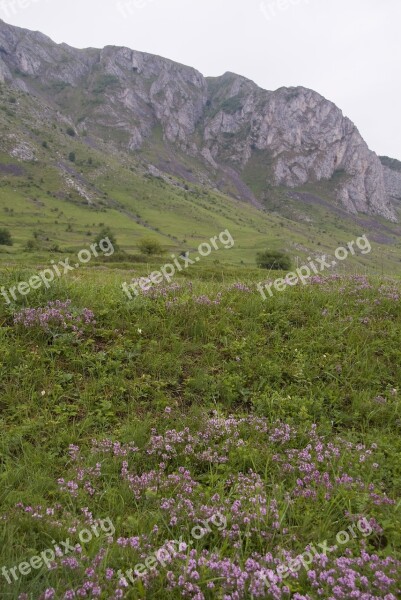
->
xmin=0 ymin=19 xmax=398 ymax=221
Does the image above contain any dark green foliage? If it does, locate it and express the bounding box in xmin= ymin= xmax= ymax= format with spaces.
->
xmin=256 ymin=250 xmax=291 ymax=270
xmin=68 ymin=151 xmax=76 ymax=162
xmin=94 ymin=226 xmax=119 ymax=250
xmin=24 ymin=238 xmax=40 ymax=251
xmin=380 ymin=155 xmax=401 ymax=172
xmin=92 ymin=75 xmax=119 ymax=95
xmin=221 ymin=95 xmax=244 ymax=114
xmin=0 ymin=227 xmax=13 ymax=246
xmin=138 ymin=237 xmax=164 ymax=256
xmin=50 ymin=81 xmax=70 ymax=93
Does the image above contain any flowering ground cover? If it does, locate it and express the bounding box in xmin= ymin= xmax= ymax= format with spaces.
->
xmin=0 ymin=269 xmax=400 ymax=599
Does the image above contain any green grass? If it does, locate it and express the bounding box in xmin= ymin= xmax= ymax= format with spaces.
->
xmin=0 ymin=266 xmax=401 ymax=598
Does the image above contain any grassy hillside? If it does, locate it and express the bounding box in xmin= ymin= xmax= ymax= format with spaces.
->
xmin=1 ymin=81 xmax=401 ymax=276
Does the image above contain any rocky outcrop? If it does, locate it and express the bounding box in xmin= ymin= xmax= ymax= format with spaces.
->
xmin=203 ymin=79 xmax=395 ymax=220
xmin=0 ymin=19 xmax=398 ymax=221
xmin=380 ymin=157 xmax=401 ymax=204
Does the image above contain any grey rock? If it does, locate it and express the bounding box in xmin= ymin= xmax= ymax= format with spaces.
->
xmin=380 ymin=157 xmax=401 ymax=204
xmin=0 ymin=19 xmax=398 ymax=221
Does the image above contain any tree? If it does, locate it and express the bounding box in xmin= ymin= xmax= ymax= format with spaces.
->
xmin=68 ymin=151 xmax=76 ymax=163
xmin=0 ymin=228 xmax=13 ymax=246
xmin=94 ymin=227 xmax=119 ymax=251
xmin=138 ymin=238 xmax=163 ymax=256
xmin=24 ymin=239 xmax=40 ymax=252
xmin=256 ymin=250 xmax=291 ymax=271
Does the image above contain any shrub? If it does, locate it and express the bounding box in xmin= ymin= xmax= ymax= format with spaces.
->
xmin=92 ymin=75 xmax=119 ymax=95
xmin=0 ymin=228 xmax=13 ymax=246
xmin=256 ymin=250 xmax=291 ymax=271
xmin=66 ymin=127 xmax=76 ymax=137
xmin=68 ymin=152 xmax=76 ymax=163
xmin=94 ymin=227 xmax=119 ymax=251
xmin=24 ymin=239 xmax=40 ymax=252
xmin=138 ymin=238 xmax=164 ymax=256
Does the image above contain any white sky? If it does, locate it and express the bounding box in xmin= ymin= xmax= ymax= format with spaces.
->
xmin=1 ymin=0 xmax=400 ymax=159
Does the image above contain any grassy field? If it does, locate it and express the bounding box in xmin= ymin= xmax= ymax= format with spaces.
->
xmin=0 ymin=263 xmax=401 ymax=599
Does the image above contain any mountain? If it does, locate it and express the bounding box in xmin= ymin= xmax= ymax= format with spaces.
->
xmin=0 ymin=18 xmax=400 ymax=224
xmin=380 ymin=156 xmax=401 ymax=207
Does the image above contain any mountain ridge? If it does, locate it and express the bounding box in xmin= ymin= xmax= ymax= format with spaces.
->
xmin=0 ymin=18 xmax=400 ymax=222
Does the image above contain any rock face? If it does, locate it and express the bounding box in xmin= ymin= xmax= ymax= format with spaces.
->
xmin=380 ymin=157 xmax=401 ymax=205
xmin=0 ymin=19 xmax=398 ymax=221
xmin=202 ymin=78 xmax=395 ymax=220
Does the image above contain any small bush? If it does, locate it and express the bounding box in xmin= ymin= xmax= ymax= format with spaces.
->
xmin=138 ymin=238 xmax=164 ymax=256
xmin=0 ymin=228 xmax=13 ymax=246
xmin=68 ymin=152 xmax=76 ymax=163
xmin=24 ymin=239 xmax=40 ymax=252
xmin=66 ymin=127 xmax=76 ymax=137
xmin=92 ymin=75 xmax=119 ymax=95
xmin=94 ymin=227 xmax=119 ymax=252
xmin=256 ymin=250 xmax=291 ymax=271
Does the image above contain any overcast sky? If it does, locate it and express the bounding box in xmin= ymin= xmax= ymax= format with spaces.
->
xmin=1 ymin=0 xmax=400 ymax=159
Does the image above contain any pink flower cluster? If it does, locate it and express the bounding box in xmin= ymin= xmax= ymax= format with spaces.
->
xmin=9 ymin=415 xmax=400 ymax=599
xmin=14 ymin=300 xmax=96 ymax=334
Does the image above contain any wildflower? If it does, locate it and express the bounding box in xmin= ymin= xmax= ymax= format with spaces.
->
xmin=14 ymin=301 xmax=95 ymax=335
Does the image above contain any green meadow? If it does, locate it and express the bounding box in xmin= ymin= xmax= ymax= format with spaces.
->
xmin=0 ymin=262 xmax=401 ymax=598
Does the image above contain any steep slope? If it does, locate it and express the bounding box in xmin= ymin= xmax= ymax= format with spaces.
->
xmin=0 ymin=18 xmax=398 ymax=224
xmin=203 ymin=75 xmax=394 ymax=220
xmin=1 ymin=74 xmax=401 ymax=275
xmin=380 ymin=156 xmax=401 ymax=205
